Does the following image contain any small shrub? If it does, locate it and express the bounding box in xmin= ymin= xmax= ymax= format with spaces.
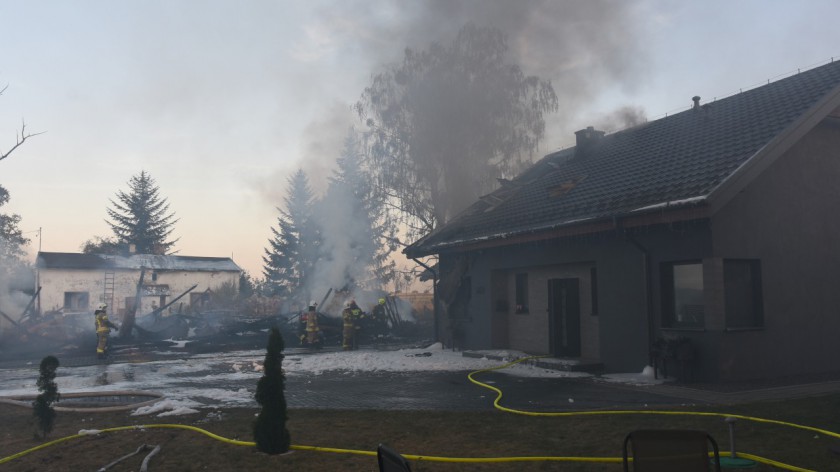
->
xmin=32 ymin=355 xmax=60 ymax=439
xmin=253 ymin=327 xmax=291 ymax=454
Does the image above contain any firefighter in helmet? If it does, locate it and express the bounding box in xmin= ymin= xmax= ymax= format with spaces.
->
xmin=370 ymin=297 xmax=388 ymax=339
xmin=94 ymin=303 xmax=119 ymax=358
xmin=301 ymin=301 xmax=321 ymax=348
xmin=342 ymin=301 xmax=356 ymax=351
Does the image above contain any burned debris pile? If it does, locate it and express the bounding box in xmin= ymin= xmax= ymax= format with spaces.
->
xmin=0 ymin=282 xmax=432 ymax=361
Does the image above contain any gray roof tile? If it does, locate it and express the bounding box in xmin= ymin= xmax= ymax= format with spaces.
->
xmin=37 ymin=252 xmax=241 ymax=272
xmin=407 ymin=60 xmax=840 ymax=256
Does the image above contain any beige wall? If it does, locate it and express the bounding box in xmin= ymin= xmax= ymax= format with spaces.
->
xmin=38 ymin=268 xmax=239 ymax=321
xmin=504 ymin=263 xmax=599 ymax=360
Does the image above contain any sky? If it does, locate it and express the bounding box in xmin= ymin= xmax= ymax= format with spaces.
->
xmin=0 ymin=342 xmax=661 ymax=416
xmin=0 ymin=0 xmax=837 ymax=278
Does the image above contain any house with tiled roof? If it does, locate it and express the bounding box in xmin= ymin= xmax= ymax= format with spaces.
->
xmin=405 ymin=59 xmax=840 ymax=382
xmin=36 ymin=252 xmax=241 ymax=318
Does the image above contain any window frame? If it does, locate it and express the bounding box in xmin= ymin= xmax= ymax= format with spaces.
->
xmin=63 ymin=291 xmax=90 ymax=311
xmin=661 ymin=260 xmax=705 ymax=330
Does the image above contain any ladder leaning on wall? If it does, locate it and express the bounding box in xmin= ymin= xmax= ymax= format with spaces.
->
xmin=103 ymin=270 xmax=115 ymax=312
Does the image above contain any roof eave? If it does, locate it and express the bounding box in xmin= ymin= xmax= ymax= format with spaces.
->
xmin=404 ymin=203 xmax=710 ymax=257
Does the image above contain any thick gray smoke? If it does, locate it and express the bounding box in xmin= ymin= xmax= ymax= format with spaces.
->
xmin=592 ymin=106 xmax=648 ymax=134
xmin=303 ymin=0 xmax=649 ymax=154
xmin=263 ymin=1 xmax=648 ymax=294
xmin=0 ymin=238 xmax=34 ymax=334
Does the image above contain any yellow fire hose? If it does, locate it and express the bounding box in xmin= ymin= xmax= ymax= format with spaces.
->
xmin=0 ymin=355 xmax=830 ymax=471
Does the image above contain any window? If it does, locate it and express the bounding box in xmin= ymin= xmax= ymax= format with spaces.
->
xmin=64 ymin=292 xmax=90 ymax=310
xmin=515 ymin=273 xmax=529 ymax=313
xmin=590 ymin=267 xmax=598 ymax=316
xmin=724 ymin=260 xmax=764 ymax=329
xmin=661 ymin=262 xmax=704 ymax=329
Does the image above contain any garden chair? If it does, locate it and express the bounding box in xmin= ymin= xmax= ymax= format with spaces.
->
xmin=377 ymin=443 xmax=412 ymax=472
xmin=623 ymin=429 xmax=721 ymax=471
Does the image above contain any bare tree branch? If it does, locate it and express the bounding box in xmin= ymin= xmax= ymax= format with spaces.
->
xmin=1 ymin=120 xmax=44 ymax=162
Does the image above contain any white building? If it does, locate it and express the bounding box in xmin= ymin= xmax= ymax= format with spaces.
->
xmin=36 ymin=252 xmax=241 ymax=320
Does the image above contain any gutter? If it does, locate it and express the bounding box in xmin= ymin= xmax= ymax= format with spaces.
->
xmin=405 ymin=201 xmax=710 ymax=258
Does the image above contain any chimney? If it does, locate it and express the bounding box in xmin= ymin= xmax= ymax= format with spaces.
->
xmin=574 ymin=126 xmax=605 ymax=154
xmin=692 ymin=96 xmax=701 ymax=110
xmin=129 ymin=243 xmax=136 ymax=254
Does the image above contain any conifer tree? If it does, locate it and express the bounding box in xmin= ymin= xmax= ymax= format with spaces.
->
xmin=314 ymin=131 xmax=396 ymax=290
xmin=106 ymin=171 xmax=179 ymax=254
xmin=263 ymin=169 xmax=319 ymax=300
xmin=32 ymin=355 xmax=60 ymax=439
xmin=253 ymin=327 xmax=291 ymax=454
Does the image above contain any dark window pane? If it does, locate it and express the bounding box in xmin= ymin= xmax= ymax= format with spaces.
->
xmin=661 ymin=262 xmax=704 ymax=328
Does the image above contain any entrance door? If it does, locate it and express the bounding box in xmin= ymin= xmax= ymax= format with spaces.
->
xmin=548 ymin=278 xmax=581 ymax=357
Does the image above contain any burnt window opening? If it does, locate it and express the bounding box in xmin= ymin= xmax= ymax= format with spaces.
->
xmin=590 ymin=267 xmax=598 ymax=316
xmin=64 ymin=292 xmax=90 ymax=310
xmin=661 ymin=261 xmax=704 ymax=329
xmin=151 ymin=271 xmax=158 ymax=282
xmin=515 ymin=273 xmax=529 ymax=314
xmin=724 ymin=259 xmax=764 ymax=329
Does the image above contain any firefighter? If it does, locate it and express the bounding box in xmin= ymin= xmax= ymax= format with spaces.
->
xmin=342 ymin=302 xmax=356 ymax=351
xmin=349 ymin=299 xmax=364 ymax=348
xmin=370 ymin=298 xmax=388 ymax=339
xmin=94 ymin=303 xmax=119 ymax=358
xmin=302 ymin=301 xmax=321 ymax=348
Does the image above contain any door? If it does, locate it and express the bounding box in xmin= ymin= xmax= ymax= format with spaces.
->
xmin=548 ymin=278 xmax=581 ymax=357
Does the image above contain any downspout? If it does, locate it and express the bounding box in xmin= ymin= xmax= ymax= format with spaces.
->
xmin=626 ymin=234 xmax=655 ymax=366
xmin=412 ymin=257 xmax=439 ymax=343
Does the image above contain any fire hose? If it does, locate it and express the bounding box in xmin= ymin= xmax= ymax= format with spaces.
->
xmin=0 ymin=356 xmax=830 ymax=470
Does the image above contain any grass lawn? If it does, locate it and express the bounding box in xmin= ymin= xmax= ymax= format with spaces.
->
xmin=3 ymin=394 xmax=840 ymax=471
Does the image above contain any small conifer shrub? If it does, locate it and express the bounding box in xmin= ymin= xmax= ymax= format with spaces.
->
xmin=253 ymin=327 xmax=291 ymax=454
xmin=32 ymin=355 xmax=60 ymax=439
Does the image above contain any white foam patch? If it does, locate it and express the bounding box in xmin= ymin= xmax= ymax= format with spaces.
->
xmin=78 ymin=429 xmax=103 ymax=435
xmin=0 ymin=344 xmax=665 ymax=411
xmin=132 ymin=398 xmax=201 ymax=416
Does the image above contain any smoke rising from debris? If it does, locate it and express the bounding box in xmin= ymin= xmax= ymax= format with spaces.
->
xmin=0 ymin=237 xmax=34 ymax=333
xmin=260 ymin=1 xmax=649 ymax=288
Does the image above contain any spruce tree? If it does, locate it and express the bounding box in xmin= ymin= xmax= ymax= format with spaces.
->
xmin=32 ymin=355 xmax=60 ymax=439
xmin=106 ymin=170 xmax=179 ymax=255
xmin=253 ymin=327 xmax=291 ymax=454
xmin=314 ymin=131 xmax=397 ymax=291
xmin=263 ymin=169 xmax=319 ymax=300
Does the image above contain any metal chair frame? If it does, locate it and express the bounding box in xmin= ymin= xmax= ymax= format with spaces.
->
xmin=623 ymin=429 xmax=721 ymax=472
xmin=377 ymin=443 xmax=412 ymax=472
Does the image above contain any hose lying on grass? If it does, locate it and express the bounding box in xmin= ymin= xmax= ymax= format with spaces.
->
xmin=0 ymin=356 xmax=830 ymax=472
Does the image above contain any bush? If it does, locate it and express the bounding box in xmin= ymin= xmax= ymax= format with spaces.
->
xmin=253 ymin=327 xmax=291 ymax=454
xmin=32 ymin=355 xmax=60 ymax=439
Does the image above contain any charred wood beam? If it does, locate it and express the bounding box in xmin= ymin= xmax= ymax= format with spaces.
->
xmin=0 ymin=308 xmax=22 ymax=329
xmin=120 ymin=268 xmax=146 ymax=340
xmin=144 ymin=284 xmax=198 ymax=318
xmin=19 ymin=286 xmax=41 ymax=319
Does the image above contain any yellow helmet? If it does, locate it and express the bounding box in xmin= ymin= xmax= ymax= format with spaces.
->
xmin=378 ymin=298 xmax=386 ymax=305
